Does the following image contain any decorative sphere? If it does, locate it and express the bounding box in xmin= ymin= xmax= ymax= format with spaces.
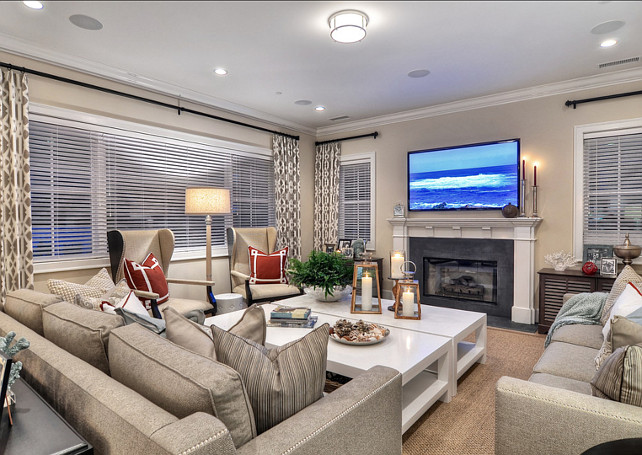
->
xmin=582 ymin=261 xmax=598 ymax=275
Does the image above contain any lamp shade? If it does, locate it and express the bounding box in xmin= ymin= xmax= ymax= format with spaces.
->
xmin=185 ymin=187 xmax=231 ymax=215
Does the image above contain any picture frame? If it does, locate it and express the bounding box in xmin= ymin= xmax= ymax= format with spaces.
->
xmin=583 ymin=245 xmax=613 ymax=267
xmin=338 ymin=239 xmax=352 ymax=250
xmin=324 ymin=243 xmax=336 ymax=254
xmin=393 ymin=203 xmax=405 ymax=217
xmin=600 ymin=257 xmax=617 ymax=277
xmin=0 ymin=351 xmax=13 ymax=424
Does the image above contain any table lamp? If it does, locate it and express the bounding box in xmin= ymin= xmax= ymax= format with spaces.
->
xmin=185 ymin=187 xmax=231 ymax=289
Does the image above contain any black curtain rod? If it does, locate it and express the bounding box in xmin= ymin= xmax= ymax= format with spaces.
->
xmin=315 ymin=131 xmax=378 ymax=146
xmin=565 ymin=89 xmax=642 ymax=109
xmin=0 ymin=61 xmax=300 ymax=141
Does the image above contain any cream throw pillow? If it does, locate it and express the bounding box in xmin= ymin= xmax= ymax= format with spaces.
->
xmin=48 ymin=268 xmax=115 ymax=304
xmin=74 ymin=279 xmax=130 ymax=310
xmin=600 ymin=265 xmax=642 ymax=326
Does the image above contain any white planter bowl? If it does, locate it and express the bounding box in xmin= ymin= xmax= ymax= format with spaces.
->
xmin=303 ymin=285 xmax=352 ymax=302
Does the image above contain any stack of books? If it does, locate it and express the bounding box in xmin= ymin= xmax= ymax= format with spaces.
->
xmin=268 ymin=306 xmax=318 ymax=328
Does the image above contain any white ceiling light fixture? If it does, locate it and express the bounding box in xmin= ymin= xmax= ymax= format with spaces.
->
xmin=315 ymin=105 xmax=326 ymax=111
xmin=214 ymin=68 xmax=228 ymax=76
xmin=328 ymin=10 xmax=368 ymax=43
xmin=23 ymin=1 xmax=43 ymax=9
xmin=600 ymin=39 xmax=618 ymax=48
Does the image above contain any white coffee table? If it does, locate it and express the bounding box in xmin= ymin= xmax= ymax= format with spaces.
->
xmin=277 ymin=294 xmax=487 ymax=396
xmin=205 ymin=304 xmax=452 ymax=433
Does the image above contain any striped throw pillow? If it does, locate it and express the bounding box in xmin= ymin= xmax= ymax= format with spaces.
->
xmin=591 ymin=344 xmax=642 ymax=407
xmin=211 ymin=322 xmax=329 ymax=434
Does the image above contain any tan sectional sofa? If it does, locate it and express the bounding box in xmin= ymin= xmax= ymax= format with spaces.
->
xmin=495 ymin=308 xmax=642 ymax=454
xmin=1 ymin=289 xmax=403 ymax=455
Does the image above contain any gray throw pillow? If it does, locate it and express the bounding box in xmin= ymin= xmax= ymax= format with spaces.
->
xmin=591 ymin=344 xmax=642 ymax=407
xmin=114 ymin=306 xmax=166 ymax=335
xmin=211 ymin=322 xmax=329 ymax=434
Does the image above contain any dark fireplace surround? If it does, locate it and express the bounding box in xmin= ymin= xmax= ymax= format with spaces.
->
xmin=410 ymin=237 xmax=514 ymax=318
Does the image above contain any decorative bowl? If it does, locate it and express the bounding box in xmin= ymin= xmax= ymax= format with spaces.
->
xmin=303 ymin=285 xmax=352 ymax=302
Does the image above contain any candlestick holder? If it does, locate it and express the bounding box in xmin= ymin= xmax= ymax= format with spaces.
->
xmin=520 ymin=179 xmax=526 ymax=217
xmin=532 ymin=185 xmax=538 ymax=217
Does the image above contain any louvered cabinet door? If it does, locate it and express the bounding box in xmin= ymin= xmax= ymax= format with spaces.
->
xmin=538 ymin=269 xmax=595 ymax=334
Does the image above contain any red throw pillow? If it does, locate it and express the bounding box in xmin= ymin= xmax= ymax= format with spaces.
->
xmin=248 ymin=246 xmax=289 ymax=285
xmin=124 ymin=253 xmax=169 ymax=306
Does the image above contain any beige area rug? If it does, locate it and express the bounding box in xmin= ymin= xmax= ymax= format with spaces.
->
xmin=402 ymin=327 xmax=546 ymax=455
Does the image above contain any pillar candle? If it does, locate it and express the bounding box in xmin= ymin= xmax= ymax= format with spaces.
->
xmin=391 ymin=253 xmax=405 ymax=278
xmin=361 ymin=275 xmax=373 ymax=311
xmin=402 ymin=290 xmax=414 ymax=317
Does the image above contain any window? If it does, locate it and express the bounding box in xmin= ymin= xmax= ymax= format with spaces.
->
xmin=338 ymin=153 xmax=375 ymax=249
xmin=573 ymin=118 xmax=642 ymax=259
xmin=29 ymin=105 xmax=275 ymax=269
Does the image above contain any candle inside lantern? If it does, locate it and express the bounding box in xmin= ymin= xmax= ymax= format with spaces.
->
xmin=361 ymin=274 xmax=373 ymax=311
xmin=402 ymin=290 xmax=414 ymax=317
xmin=391 ymin=253 xmax=405 ymax=278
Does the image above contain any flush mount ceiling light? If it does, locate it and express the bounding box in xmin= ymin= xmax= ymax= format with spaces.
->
xmin=23 ymin=1 xmax=43 ymax=9
xmin=328 ymin=10 xmax=368 ymax=43
xmin=601 ymin=38 xmax=618 ymax=48
xmin=315 ymin=105 xmax=326 ymax=111
xmin=214 ymin=68 xmax=228 ymax=76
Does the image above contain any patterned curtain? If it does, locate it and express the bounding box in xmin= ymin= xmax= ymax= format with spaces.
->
xmin=272 ymin=135 xmax=301 ymax=260
xmin=313 ymin=142 xmax=341 ymax=251
xmin=0 ymin=69 xmax=34 ymax=306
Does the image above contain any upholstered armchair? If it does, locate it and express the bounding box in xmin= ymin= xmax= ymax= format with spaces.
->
xmin=108 ymin=229 xmax=216 ymax=318
xmin=227 ymin=227 xmax=302 ymax=305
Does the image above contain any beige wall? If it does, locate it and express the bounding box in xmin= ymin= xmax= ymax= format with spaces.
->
xmin=334 ymin=80 xmax=642 ymax=292
xmin=0 ymin=51 xmax=316 ymax=298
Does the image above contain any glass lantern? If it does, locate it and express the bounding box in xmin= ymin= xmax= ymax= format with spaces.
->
xmin=390 ymin=250 xmax=406 ymax=279
xmin=394 ymin=280 xmax=421 ymax=320
xmin=351 ymin=261 xmax=382 ymax=314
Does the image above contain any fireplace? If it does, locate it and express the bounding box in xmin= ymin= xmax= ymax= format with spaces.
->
xmin=410 ymin=237 xmax=514 ymax=318
xmin=425 ymin=257 xmax=497 ymax=304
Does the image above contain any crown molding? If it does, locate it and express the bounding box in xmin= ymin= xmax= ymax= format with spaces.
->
xmin=0 ymin=33 xmax=316 ymax=136
xmin=316 ymin=66 xmax=642 ymax=137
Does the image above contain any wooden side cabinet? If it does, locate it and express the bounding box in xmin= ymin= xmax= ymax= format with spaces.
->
xmin=538 ymin=268 xmax=615 ymax=334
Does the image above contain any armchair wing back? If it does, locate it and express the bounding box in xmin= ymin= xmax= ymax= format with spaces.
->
xmin=108 ymin=229 xmax=175 ymax=282
xmin=227 ymin=227 xmax=278 ymax=289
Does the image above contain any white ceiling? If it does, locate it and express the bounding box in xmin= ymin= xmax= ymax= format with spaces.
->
xmin=1 ymin=1 xmax=641 ymax=134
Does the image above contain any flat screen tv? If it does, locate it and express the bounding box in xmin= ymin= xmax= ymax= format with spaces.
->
xmin=408 ymin=139 xmax=520 ymax=211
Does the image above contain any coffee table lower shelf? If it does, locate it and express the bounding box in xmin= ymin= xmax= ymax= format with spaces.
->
xmin=402 ymin=370 xmax=450 ymax=433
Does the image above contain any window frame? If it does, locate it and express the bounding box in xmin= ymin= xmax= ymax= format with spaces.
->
xmin=573 ymin=116 xmax=642 ymax=262
xmin=30 ymin=104 xmax=273 ymax=274
xmin=339 ymin=152 xmax=376 ymax=250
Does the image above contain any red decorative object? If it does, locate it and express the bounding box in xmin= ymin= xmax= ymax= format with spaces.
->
xmin=249 ymin=246 xmax=289 ymax=284
xmin=582 ymin=261 xmax=598 ymax=275
xmin=124 ymin=253 xmax=170 ymax=306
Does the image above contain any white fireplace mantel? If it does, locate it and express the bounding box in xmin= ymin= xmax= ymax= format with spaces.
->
xmin=387 ymin=216 xmax=542 ymax=324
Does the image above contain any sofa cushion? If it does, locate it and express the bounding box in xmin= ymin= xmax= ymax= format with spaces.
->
xmin=600 ymin=265 xmax=642 ymax=326
xmin=533 ymin=341 xmax=599 ymax=383
xmin=529 ymin=372 xmax=592 ymax=395
xmin=109 ymin=324 xmax=256 ymax=448
xmin=4 ymin=289 xmax=62 ymax=335
xmin=549 ymin=324 xmax=604 ymax=350
xmin=211 ymin=322 xmax=329 ymax=434
xmin=591 ymin=344 xmax=642 ymax=406
xmin=43 ymin=302 xmax=124 ymax=375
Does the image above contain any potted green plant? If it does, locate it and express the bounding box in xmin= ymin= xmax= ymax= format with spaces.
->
xmin=288 ymin=250 xmax=353 ymax=301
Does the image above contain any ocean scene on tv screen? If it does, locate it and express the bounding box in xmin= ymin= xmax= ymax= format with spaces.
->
xmin=409 ymin=142 xmax=519 ymax=211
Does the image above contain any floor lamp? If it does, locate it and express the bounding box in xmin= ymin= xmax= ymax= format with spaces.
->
xmin=185 ymin=187 xmax=231 ymax=312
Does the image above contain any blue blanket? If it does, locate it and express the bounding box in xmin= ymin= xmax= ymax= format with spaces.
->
xmin=544 ymin=292 xmax=608 ymax=347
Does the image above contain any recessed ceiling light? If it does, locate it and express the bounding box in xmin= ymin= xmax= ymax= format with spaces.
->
xmin=408 ymin=69 xmax=430 ymax=78
xmin=214 ymin=68 xmax=228 ymax=76
xmin=294 ymin=99 xmax=312 ymax=105
xmin=328 ymin=10 xmax=368 ymax=43
xmin=601 ymin=39 xmax=618 ymax=48
xmin=23 ymin=1 xmax=43 ymax=9
xmin=315 ymin=106 xmax=326 ymax=111
xmin=69 ymin=14 xmax=103 ymax=31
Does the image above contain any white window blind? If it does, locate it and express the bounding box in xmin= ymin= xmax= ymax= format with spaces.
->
xmin=583 ymin=131 xmax=642 ymax=246
xmin=339 ymin=154 xmax=375 ymax=247
xmin=30 ymin=111 xmax=275 ymax=263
